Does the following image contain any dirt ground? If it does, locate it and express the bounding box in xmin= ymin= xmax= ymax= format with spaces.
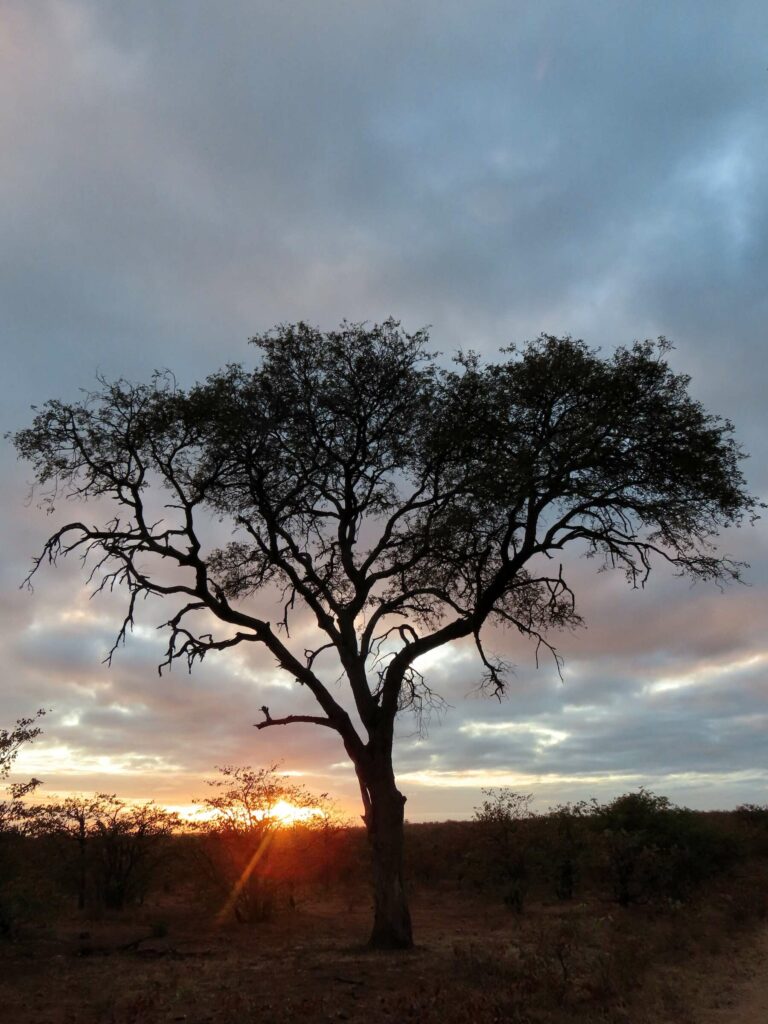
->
xmin=0 ymin=887 xmax=765 ymax=1024
xmin=697 ymin=922 xmax=768 ymax=1024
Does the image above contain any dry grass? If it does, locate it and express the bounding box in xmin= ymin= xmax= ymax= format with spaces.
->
xmin=1 ymin=868 xmax=766 ymax=1024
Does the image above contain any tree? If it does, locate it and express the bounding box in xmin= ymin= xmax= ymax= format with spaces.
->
xmin=191 ymin=764 xmax=338 ymax=922
xmin=38 ymin=794 xmax=117 ymax=909
xmin=473 ymin=789 xmax=537 ymax=911
xmin=0 ymin=710 xmax=45 ymax=833
xmin=88 ymin=796 xmax=179 ymax=909
xmin=37 ymin=793 xmax=179 ymax=910
xmin=12 ymin=321 xmax=757 ymax=947
xmin=0 ymin=711 xmax=45 ymax=938
xmin=194 ymin=763 xmax=323 ymax=832
xmin=0 ymin=710 xmax=45 ymax=783
xmin=591 ymin=789 xmax=731 ymax=905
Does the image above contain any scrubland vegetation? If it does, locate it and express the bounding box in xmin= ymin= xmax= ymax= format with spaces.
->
xmin=1 ymin=750 xmax=767 ymax=1023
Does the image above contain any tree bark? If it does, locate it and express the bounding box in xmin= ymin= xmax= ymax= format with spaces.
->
xmin=364 ymin=769 xmax=413 ymax=949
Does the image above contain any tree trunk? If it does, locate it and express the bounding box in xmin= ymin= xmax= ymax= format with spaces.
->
xmin=77 ymin=825 xmax=86 ymax=910
xmin=364 ymin=773 xmax=413 ymax=949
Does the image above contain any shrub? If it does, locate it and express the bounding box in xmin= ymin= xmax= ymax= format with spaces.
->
xmin=471 ymin=789 xmax=537 ymax=911
xmin=592 ymin=789 xmax=735 ymax=905
xmin=189 ymin=764 xmax=343 ymax=923
xmin=733 ymin=804 xmax=768 ymax=857
xmin=0 ymin=712 xmax=46 ymax=939
xmin=543 ymin=800 xmax=592 ymax=901
xmin=90 ymin=798 xmax=180 ymax=909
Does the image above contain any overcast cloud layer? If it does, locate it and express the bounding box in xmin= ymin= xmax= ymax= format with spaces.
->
xmin=2 ymin=1 xmax=767 ymax=818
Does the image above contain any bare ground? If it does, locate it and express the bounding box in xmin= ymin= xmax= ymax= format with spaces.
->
xmin=697 ymin=922 xmax=768 ymax=1024
xmin=1 ymin=887 xmax=765 ymax=1024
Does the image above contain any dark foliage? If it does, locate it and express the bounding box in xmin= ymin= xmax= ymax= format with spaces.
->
xmin=471 ymin=789 xmax=537 ymax=911
xmin=1 ymin=785 xmax=765 ymax=947
xmin=0 ymin=712 xmax=47 ymax=938
xmin=31 ymin=795 xmax=179 ymax=912
xmin=590 ymin=789 xmax=737 ymax=905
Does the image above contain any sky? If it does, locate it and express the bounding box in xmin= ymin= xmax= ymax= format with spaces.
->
xmin=1 ymin=0 xmax=767 ymax=820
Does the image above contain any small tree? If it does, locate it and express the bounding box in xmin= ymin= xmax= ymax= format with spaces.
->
xmin=593 ymin=789 xmax=734 ymax=905
xmin=195 ymin=763 xmax=321 ymax=831
xmin=545 ymin=800 xmax=592 ymax=901
xmin=0 ymin=710 xmax=45 ymax=834
xmin=473 ymin=789 xmax=537 ymax=911
xmin=13 ymin=323 xmax=758 ymax=947
xmin=0 ymin=711 xmax=46 ymax=938
xmin=0 ymin=711 xmax=45 ymax=784
xmin=89 ymin=796 xmax=179 ymax=910
xmin=192 ymin=764 xmax=331 ymax=922
xmin=38 ymin=793 xmax=179 ymax=911
xmin=39 ymin=794 xmax=122 ymax=909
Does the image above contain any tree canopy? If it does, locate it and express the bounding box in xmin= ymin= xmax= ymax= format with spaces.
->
xmin=1 ymin=711 xmax=44 ymax=783
xmin=13 ymin=320 xmax=757 ymax=946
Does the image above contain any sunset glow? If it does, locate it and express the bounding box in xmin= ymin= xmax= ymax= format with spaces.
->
xmin=162 ymin=800 xmax=327 ymax=828
xmin=268 ymin=799 xmax=325 ymax=826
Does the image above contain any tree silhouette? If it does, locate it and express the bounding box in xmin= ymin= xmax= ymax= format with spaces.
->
xmin=0 ymin=709 xmax=45 ymax=824
xmin=0 ymin=711 xmax=45 ymax=936
xmin=13 ymin=321 xmax=757 ymax=947
xmin=1 ymin=711 xmax=44 ymax=782
xmin=35 ymin=793 xmax=178 ymax=910
xmin=191 ymin=764 xmax=338 ymax=923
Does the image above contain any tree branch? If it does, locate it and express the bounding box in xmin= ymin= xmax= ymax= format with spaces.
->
xmin=254 ymin=707 xmax=336 ymax=730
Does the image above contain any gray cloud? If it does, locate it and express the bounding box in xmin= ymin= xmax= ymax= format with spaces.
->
xmin=2 ymin=1 xmax=767 ymax=817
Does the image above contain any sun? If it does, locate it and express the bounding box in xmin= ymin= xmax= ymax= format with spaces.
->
xmin=269 ymin=799 xmax=324 ymax=826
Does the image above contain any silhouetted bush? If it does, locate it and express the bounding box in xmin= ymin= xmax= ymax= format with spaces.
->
xmin=471 ymin=790 xmax=538 ymax=911
xmin=542 ymin=800 xmax=592 ymax=901
xmin=31 ymin=794 xmax=179 ymax=912
xmin=733 ymin=803 xmax=768 ymax=857
xmin=591 ymin=789 xmax=736 ymax=905
xmin=188 ymin=765 xmax=350 ymax=923
xmin=90 ymin=799 xmax=179 ymax=909
xmin=0 ymin=713 xmax=47 ymax=938
xmin=0 ymin=774 xmax=760 ymax=940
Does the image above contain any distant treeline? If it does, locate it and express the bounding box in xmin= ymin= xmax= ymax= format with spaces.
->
xmin=409 ymin=789 xmax=768 ymax=912
xmin=1 ymin=768 xmax=767 ymax=938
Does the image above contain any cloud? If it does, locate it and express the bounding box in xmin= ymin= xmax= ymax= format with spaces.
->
xmin=2 ymin=1 xmax=767 ymax=817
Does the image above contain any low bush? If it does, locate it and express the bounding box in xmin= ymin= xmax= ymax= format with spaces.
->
xmin=590 ymin=789 xmax=736 ymax=905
